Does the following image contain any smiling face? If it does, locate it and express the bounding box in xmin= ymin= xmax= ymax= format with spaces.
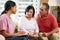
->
xmin=26 ymin=9 xmax=33 ymax=18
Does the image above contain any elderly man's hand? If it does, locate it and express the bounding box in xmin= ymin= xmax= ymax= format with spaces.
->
xmin=42 ymin=32 xmax=50 ymax=37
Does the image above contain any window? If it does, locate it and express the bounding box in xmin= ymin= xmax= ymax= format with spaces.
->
xmin=11 ymin=0 xmax=40 ymax=23
xmin=0 ymin=0 xmax=8 ymax=15
xmin=0 ymin=0 xmax=40 ymax=23
xmin=48 ymin=0 xmax=57 ymax=6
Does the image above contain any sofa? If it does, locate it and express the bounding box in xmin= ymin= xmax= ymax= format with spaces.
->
xmin=0 ymin=22 xmax=60 ymax=40
xmin=0 ymin=35 xmax=5 ymax=40
xmin=13 ymin=22 xmax=60 ymax=40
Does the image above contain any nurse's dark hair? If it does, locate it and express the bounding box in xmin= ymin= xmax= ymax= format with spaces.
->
xmin=25 ymin=5 xmax=35 ymax=17
xmin=1 ymin=1 xmax=16 ymax=15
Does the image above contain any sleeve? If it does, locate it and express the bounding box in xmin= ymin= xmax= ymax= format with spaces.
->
xmin=0 ymin=17 xmax=7 ymax=31
xmin=18 ymin=17 xmax=29 ymax=33
xmin=18 ymin=17 xmax=23 ymax=32
xmin=51 ymin=15 xmax=58 ymax=29
xmin=34 ymin=19 xmax=39 ymax=33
